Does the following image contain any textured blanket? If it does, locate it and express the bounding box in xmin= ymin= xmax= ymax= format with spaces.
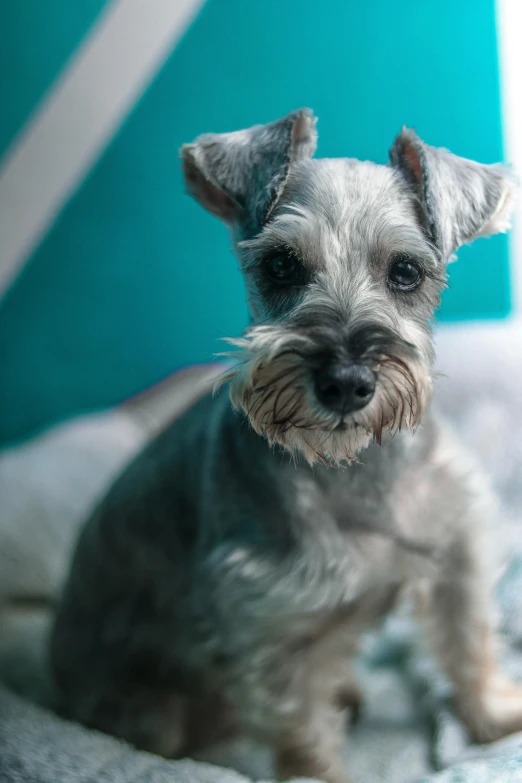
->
xmin=1 ymin=324 xmax=522 ymax=783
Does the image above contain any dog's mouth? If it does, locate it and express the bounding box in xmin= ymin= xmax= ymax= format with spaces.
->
xmin=332 ymin=419 xmax=363 ymax=433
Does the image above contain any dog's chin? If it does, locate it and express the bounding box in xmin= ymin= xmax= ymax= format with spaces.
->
xmin=265 ymin=422 xmax=374 ymax=467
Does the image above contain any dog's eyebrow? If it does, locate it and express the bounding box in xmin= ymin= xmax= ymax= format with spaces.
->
xmin=238 ymin=210 xmax=315 ymax=265
xmin=375 ymin=224 xmax=440 ymax=271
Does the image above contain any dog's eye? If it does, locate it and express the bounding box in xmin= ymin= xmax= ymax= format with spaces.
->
xmin=264 ymin=251 xmax=306 ymax=286
xmin=388 ymin=254 xmax=422 ymax=291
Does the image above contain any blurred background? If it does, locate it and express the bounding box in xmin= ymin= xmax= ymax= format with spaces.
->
xmin=0 ymin=0 xmax=520 ymax=446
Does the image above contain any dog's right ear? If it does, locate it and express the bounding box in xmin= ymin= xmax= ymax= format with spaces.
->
xmin=181 ymin=109 xmax=317 ymax=229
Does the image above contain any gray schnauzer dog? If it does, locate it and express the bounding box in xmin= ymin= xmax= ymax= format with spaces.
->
xmin=51 ymin=109 xmax=522 ymax=783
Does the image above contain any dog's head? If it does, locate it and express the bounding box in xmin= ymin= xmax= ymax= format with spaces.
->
xmin=181 ymin=109 xmax=517 ymax=465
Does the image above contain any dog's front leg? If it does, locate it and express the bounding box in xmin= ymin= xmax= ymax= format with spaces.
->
xmin=221 ymin=623 xmax=356 ymax=783
xmin=419 ymin=522 xmax=522 ymax=743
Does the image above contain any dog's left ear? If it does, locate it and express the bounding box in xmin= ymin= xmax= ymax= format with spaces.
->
xmin=390 ymin=128 xmax=518 ymax=260
xmin=181 ymin=108 xmax=317 ymax=229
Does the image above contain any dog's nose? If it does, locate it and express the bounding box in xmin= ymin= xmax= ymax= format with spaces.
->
xmin=313 ymin=363 xmax=376 ymax=414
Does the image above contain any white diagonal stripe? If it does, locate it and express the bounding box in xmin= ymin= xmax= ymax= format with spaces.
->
xmin=0 ymin=0 xmax=205 ymax=298
xmin=496 ymin=0 xmax=522 ymax=318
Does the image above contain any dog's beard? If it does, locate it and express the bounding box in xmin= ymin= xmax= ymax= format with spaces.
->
xmin=218 ymin=324 xmax=432 ymax=466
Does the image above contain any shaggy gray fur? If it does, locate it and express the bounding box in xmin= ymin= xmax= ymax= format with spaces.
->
xmin=50 ymin=110 xmax=521 ymax=783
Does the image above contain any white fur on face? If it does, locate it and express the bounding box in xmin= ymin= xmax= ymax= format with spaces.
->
xmin=218 ymin=322 xmax=432 ymax=466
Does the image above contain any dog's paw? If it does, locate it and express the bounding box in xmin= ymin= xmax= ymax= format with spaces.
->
xmin=463 ymin=671 xmax=522 ymax=743
xmin=276 ymin=746 xmax=352 ymax=783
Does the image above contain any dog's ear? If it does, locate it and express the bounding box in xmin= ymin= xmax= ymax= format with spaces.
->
xmin=390 ymin=128 xmax=518 ymax=259
xmin=181 ymin=108 xmax=317 ymax=229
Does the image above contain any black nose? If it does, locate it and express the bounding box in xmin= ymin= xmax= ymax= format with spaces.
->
xmin=313 ymin=363 xmax=376 ymax=414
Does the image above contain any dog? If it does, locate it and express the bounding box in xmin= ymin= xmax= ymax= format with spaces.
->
xmin=51 ymin=109 xmax=522 ymax=783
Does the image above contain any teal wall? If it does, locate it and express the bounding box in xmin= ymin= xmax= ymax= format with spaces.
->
xmin=0 ymin=0 xmax=107 ymax=157
xmin=0 ymin=0 xmax=509 ymax=445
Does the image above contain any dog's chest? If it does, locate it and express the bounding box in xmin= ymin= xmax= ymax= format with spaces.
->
xmin=250 ymin=528 xmax=404 ymax=656
xmin=276 ymin=474 xmax=406 ymax=620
